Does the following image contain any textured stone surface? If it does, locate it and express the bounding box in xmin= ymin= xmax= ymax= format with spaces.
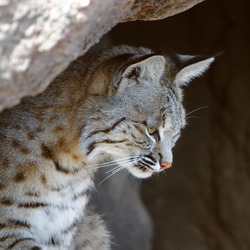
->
xmin=102 ymin=0 xmax=250 ymax=249
xmin=0 ymin=0 xmax=202 ymax=111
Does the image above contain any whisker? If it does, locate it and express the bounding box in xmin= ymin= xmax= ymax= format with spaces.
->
xmin=98 ymin=158 xmax=138 ymax=185
xmin=186 ymin=115 xmax=202 ymax=120
xmin=98 ymin=166 xmax=125 ymax=186
xmin=186 ymin=106 xmax=209 ymax=117
xmin=96 ymin=157 xmax=137 ymax=169
xmin=85 ymin=157 xmax=133 ymax=169
xmin=105 ymin=166 xmax=120 ymax=174
xmin=105 ymin=159 xmax=137 ymax=174
xmin=100 ymin=156 xmax=136 ymax=165
xmin=99 ymin=157 xmax=135 ymax=166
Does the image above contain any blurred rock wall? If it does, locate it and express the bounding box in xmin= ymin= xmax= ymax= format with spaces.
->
xmin=102 ymin=0 xmax=250 ymax=249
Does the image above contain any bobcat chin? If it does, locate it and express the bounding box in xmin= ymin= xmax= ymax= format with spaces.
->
xmin=0 ymin=45 xmax=214 ymax=249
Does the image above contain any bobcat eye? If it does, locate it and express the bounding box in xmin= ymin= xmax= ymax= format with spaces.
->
xmin=147 ymin=126 xmax=160 ymax=141
xmin=147 ymin=125 xmax=157 ymax=135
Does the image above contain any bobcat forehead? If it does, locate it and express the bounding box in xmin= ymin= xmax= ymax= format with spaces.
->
xmin=0 ymin=45 xmax=213 ymax=249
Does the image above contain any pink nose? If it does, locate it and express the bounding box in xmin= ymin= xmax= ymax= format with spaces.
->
xmin=160 ymin=162 xmax=172 ymax=169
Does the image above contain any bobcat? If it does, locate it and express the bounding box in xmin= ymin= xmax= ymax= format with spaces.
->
xmin=0 ymin=45 xmax=214 ymax=249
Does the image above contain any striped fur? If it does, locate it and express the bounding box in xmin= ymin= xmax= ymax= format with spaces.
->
xmin=0 ymin=45 xmax=213 ymax=249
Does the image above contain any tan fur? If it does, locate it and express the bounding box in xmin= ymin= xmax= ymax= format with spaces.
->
xmin=0 ymin=45 xmax=213 ymax=250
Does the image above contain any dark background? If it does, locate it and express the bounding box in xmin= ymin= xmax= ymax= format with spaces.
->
xmin=98 ymin=0 xmax=250 ymax=249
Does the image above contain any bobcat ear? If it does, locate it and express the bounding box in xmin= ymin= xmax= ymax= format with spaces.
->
xmin=122 ymin=55 xmax=165 ymax=79
xmin=166 ymin=53 xmax=215 ymax=87
xmin=113 ymin=55 xmax=165 ymax=95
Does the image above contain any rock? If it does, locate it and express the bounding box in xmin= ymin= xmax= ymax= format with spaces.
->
xmin=0 ymin=0 xmax=203 ymax=111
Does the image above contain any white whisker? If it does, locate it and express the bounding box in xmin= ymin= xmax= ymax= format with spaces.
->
xmin=98 ymin=158 xmax=138 ymax=185
xmin=186 ymin=106 xmax=209 ymax=117
xmin=186 ymin=115 xmax=201 ymax=120
xmin=86 ymin=157 xmax=132 ymax=169
xmin=105 ymin=159 xmax=137 ymax=174
xmin=96 ymin=157 xmax=137 ymax=169
xmin=105 ymin=165 xmax=123 ymax=174
xmin=98 ymin=166 xmax=125 ymax=186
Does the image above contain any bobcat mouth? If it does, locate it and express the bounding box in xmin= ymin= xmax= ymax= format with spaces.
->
xmin=128 ymin=165 xmax=154 ymax=178
xmin=127 ymin=155 xmax=159 ymax=178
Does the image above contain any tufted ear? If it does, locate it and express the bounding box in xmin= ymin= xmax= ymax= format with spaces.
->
xmin=113 ymin=55 xmax=165 ymax=95
xmin=165 ymin=53 xmax=215 ymax=87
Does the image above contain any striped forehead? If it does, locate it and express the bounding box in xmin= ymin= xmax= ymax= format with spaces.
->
xmin=161 ymin=87 xmax=184 ymax=130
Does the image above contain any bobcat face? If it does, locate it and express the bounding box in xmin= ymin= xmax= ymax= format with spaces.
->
xmin=81 ymin=100 xmax=185 ymax=179
xmin=80 ymin=46 xmax=214 ymax=178
xmin=120 ymin=109 xmax=185 ymax=179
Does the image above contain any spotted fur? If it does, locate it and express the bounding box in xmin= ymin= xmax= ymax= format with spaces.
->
xmin=0 ymin=45 xmax=214 ymax=249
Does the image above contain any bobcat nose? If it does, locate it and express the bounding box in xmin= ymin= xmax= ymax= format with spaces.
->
xmin=160 ymin=161 xmax=172 ymax=170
